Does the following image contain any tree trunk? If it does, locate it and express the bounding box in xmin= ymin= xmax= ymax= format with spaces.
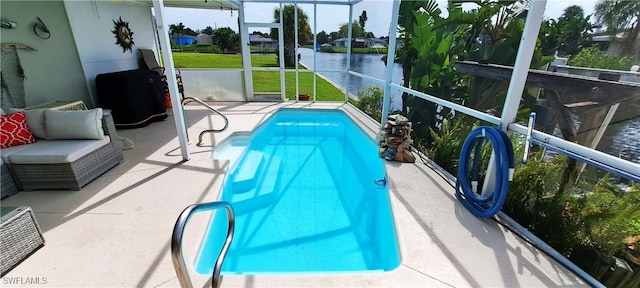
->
xmin=622 ymin=25 xmax=640 ymax=61
xmin=286 ymin=42 xmax=296 ymax=67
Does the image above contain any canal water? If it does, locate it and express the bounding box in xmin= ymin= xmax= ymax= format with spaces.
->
xmin=299 ymin=48 xmax=639 ymax=164
xmin=298 ymin=48 xmax=404 ymax=111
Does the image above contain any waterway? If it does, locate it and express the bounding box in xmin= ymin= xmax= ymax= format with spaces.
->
xmin=298 ymin=48 xmax=404 ymax=111
xmin=298 ymin=48 xmax=639 ymax=164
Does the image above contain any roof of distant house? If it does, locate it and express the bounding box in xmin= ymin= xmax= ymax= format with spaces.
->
xmin=249 ymin=34 xmax=274 ymax=42
xmin=196 ymin=34 xmax=213 ymax=45
xmin=591 ymin=31 xmax=627 ymax=42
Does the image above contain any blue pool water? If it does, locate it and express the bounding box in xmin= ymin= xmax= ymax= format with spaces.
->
xmin=196 ymin=109 xmax=400 ymax=274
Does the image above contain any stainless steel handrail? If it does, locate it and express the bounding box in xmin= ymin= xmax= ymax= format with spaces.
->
xmin=181 ymin=97 xmax=230 ymax=146
xmin=171 ymin=201 xmax=235 ymax=288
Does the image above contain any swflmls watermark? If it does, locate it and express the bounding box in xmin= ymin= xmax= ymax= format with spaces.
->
xmin=2 ymin=276 xmax=48 ymax=285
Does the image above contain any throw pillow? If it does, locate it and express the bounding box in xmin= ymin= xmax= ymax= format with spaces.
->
xmin=0 ymin=111 xmax=36 ymax=148
xmin=45 ymin=108 xmax=105 ymax=140
xmin=9 ymin=108 xmax=47 ymax=139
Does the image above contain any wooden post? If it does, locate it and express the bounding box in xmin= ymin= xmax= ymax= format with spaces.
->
xmin=576 ymin=103 xmax=620 ymax=181
xmin=546 ymin=90 xmax=577 ymax=141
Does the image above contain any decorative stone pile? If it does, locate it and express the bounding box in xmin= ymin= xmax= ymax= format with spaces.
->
xmin=378 ymin=114 xmax=416 ymax=163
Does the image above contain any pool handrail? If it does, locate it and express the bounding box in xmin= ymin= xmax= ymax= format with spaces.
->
xmin=171 ymin=201 xmax=235 ymax=288
xmin=181 ymin=97 xmax=230 ymax=146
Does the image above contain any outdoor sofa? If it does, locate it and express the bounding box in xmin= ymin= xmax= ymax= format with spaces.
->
xmin=1 ymin=108 xmax=123 ymax=192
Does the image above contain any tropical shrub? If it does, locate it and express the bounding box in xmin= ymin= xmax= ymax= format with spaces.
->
xmin=404 ymin=1 xmax=474 ymax=147
xmin=505 ymin=150 xmax=582 ymax=255
xmin=424 ymin=116 xmax=474 ymax=175
xmin=568 ymin=47 xmax=634 ymax=70
xmin=566 ymin=178 xmax=640 ymax=256
xmin=356 ymin=86 xmax=384 ymax=122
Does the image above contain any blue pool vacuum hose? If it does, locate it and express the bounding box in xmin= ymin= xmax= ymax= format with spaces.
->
xmin=456 ymin=126 xmax=514 ymax=218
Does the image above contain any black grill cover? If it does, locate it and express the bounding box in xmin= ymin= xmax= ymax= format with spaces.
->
xmin=96 ymin=69 xmax=167 ymax=128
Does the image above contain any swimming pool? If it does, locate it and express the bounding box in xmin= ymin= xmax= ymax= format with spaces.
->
xmin=197 ymin=108 xmax=400 ymax=274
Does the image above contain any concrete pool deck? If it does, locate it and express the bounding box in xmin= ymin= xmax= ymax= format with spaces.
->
xmin=1 ymin=102 xmax=587 ymax=287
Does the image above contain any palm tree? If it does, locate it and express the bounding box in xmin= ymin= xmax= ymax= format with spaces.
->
xmin=270 ymin=5 xmax=311 ymax=67
xmin=594 ymin=0 xmax=640 ymax=60
xmin=169 ymin=22 xmax=186 ymax=52
xmin=359 ymin=10 xmax=368 ymax=31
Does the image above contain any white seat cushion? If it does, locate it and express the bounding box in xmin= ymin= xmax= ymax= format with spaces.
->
xmin=0 ymin=142 xmax=42 ymax=163
xmin=9 ymin=138 xmax=111 ymax=164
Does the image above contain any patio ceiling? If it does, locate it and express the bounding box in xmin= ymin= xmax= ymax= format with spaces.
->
xmin=134 ymin=0 xmax=241 ymax=10
xmin=153 ymin=0 xmax=364 ymax=9
xmin=240 ymin=0 xmax=364 ymax=5
xmin=163 ymin=0 xmax=239 ymax=9
xmin=131 ymin=0 xmax=364 ymax=11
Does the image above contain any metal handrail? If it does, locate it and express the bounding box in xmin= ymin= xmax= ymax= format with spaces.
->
xmin=181 ymin=97 xmax=230 ymax=146
xmin=171 ymin=201 xmax=235 ymax=288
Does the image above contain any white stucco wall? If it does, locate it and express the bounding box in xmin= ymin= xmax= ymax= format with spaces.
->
xmin=0 ymin=0 xmax=89 ymax=110
xmin=64 ymin=0 xmax=158 ymax=107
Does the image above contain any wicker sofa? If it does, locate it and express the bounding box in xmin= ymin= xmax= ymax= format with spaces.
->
xmin=1 ymin=109 xmax=123 ymax=192
xmin=1 ymin=160 xmax=19 ymax=198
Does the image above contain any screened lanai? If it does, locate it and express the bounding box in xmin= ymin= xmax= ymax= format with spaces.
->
xmin=150 ymin=0 xmax=640 ymax=285
xmin=1 ymin=0 xmax=638 ymax=286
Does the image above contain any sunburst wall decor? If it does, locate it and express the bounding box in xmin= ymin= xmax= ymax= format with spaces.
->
xmin=112 ymin=17 xmax=134 ymax=53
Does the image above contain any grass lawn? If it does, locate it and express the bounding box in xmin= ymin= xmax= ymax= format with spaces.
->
xmin=250 ymin=46 xmax=277 ymax=53
xmin=171 ymin=53 xmax=277 ymax=68
xmin=252 ymin=71 xmax=347 ymax=101
xmin=171 ymin=52 xmax=346 ymax=101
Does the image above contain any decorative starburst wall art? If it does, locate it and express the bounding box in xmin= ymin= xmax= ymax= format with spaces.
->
xmin=112 ymin=17 xmax=134 ymax=53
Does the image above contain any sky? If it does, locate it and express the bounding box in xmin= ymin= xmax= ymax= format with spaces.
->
xmin=163 ymin=0 xmax=599 ymax=37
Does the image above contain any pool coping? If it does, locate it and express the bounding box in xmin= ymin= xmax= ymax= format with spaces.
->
xmin=196 ymin=106 xmax=401 ymax=275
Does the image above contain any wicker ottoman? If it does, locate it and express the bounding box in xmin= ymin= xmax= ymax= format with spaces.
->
xmin=1 ymin=206 xmax=45 ymax=276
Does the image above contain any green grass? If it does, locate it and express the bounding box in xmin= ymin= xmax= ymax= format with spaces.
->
xmin=250 ymin=46 xmax=277 ymax=53
xmin=171 ymin=52 xmax=278 ymax=68
xmin=252 ymin=71 xmax=346 ymax=101
xmin=171 ymin=44 xmax=222 ymax=53
xmin=171 ymin=52 xmax=346 ymax=101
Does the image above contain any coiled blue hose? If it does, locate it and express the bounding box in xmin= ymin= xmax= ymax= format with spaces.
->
xmin=456 ymin=126 xmax=514 ymax=218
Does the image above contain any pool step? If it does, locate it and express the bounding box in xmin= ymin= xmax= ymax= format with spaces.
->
xmin=232 ymin=156 xmax=281 ymax=215
xmin=212 ymin=132 xmax=250 ymax=169
xmin=259 ymin=156 xmax=281 ymax=196
xmin=232 ymin=150 xmax=265 ymax=193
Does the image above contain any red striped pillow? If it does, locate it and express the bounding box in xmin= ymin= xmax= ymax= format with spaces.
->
xmin=1 ymin=111 xmax=36 ymax=148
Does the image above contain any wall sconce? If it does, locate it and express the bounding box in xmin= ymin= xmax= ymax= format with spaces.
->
xmin=33 ymin=17 xmax=50 ymax=39
xmin=1 ymin=21 xmax=17 ymax=29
